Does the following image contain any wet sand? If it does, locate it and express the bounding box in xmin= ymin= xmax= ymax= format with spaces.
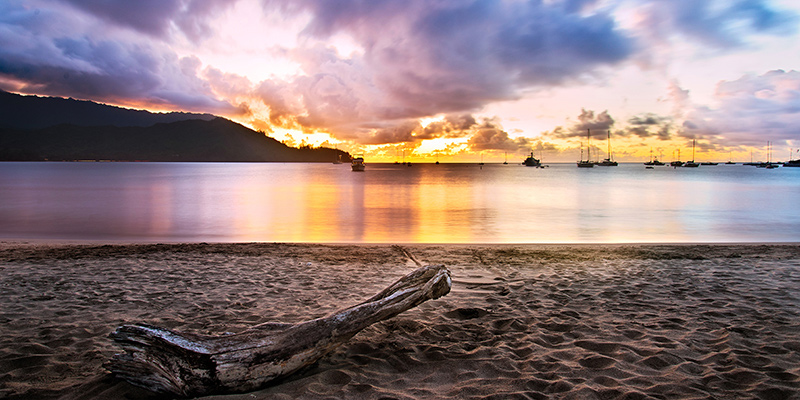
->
xmin=1 ymin=243 xmax=799 ymax=399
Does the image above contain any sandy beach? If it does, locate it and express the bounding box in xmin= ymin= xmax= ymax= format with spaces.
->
xmin=1 ymin=242 xmax=799 ymax=399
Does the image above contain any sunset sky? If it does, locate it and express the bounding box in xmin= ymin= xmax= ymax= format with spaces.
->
xmin=2 ymin=0 xmax=799 ymax=163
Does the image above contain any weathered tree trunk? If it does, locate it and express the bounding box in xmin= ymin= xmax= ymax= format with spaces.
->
xmin=107 ymin=264 xmax=451 ymax=397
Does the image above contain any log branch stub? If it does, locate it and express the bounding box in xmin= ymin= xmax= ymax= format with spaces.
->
xmin=107 ymin=264 xmax=451 ymax=396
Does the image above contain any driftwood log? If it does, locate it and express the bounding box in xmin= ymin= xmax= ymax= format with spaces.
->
xmin=107 ymin=264 xmax=451 ymax=397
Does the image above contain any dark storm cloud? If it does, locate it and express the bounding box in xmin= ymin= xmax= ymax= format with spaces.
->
xmin=226 ymin=0 xmax=800 ymax=147
xmin=257 ymin=0 xmax=635 ymax=139
xmin=0 ymin=36 xmax=234 ymax=112
xmin=0 ymin=1 xmax=237 ymax=112
xmin=62 ymin=0 xmax=237 ymax=41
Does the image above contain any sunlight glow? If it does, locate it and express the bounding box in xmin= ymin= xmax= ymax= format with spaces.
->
xmin=419 ymin=114 xmax=446 ymax=129
xmin=416 ymin=137 xmax=466 ymax=154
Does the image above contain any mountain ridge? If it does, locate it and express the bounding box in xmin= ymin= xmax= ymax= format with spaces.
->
xmin=0 ymin=91 xmax=349 ymax=162
xmin=0 ymin=90 xmax=216 ymax=130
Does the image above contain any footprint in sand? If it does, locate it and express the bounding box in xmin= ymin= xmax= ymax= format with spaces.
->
xmin=444 ymin=307 xmax=489 ymax=320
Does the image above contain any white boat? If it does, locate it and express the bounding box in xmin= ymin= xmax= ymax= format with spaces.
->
xmin=351 ymin=154 xmax=365 ymax=171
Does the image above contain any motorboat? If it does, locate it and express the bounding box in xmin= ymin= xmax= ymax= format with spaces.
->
xmin=522 ymin=152 xmax=541 ymax=167
xmin=351 ymin=154 xmax=365 ymax=171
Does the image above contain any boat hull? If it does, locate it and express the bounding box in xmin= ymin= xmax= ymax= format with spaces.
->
xmin=522 ymin=153 xmax=541 ymax=167
xmin=597 ymin=159 xmax=618 ymax=166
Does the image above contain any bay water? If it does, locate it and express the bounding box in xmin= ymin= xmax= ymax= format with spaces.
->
xmin=1 ymin=161 xmax=797 ymax=243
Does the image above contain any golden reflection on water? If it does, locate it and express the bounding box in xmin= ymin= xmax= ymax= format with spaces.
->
xmin=157 ymin=163 xmax=800 ymax=243
xmin=1 ymin=162 xmax=798 ymax=243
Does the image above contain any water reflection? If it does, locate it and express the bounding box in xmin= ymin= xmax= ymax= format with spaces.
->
xmin=0 ymin=162 xmax=798 ymax=243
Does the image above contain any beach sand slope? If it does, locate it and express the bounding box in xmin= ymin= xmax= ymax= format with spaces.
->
xmin=1 ymin=243 xmax=799 ymax=399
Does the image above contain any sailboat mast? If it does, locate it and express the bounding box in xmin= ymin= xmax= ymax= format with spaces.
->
xmin=587 ymin=129 xmax=591 ymax=162
xmin=607 ymin=130 xmax=611 ymax=161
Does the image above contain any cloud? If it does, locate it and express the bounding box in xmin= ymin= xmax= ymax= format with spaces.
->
xmin=0 ymin=1 xmax=237 ymax=113
xmin=61 ymin=0 xmax=237 ymax=41
xmin=2 ymin=0 xmax=798 ymax=150
xmin=257 ymin=0 xmax=635 ymax=142
xmin=541 ymin=69 xmax=800 ymax=147
xmin=421 ymin=114 xmax=477 ymax=139
xmin=681 ymin=69 xmax=800 ymax=145
xmin=635 ymin=0 xmax=798 ymax=48
xmin=467 ymin=118 xmax=532 ymax=152
xmin=361 ymin=120 xmax=421 ymax=145
xmin=337 ymin=112 xmax=537 ymax=152
xmin=625 ymin=113 xmax=674 ymax=140
xmin=545 ymin=109 xmax=615 ymax=139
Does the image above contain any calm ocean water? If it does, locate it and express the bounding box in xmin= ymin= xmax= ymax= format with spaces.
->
xmin=0 ymin=161 xmax=798 ymax=243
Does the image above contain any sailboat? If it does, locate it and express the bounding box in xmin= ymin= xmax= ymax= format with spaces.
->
xmin=400 ymin=150 xmax=412 ymax=166
xmin=577 ymin=129 xmax=594 ymax=168
xmin=644 ymin=148 xmax=665 ymax=166
xmin=725 ymin=151 xmax=736 ymax=165
xmin=670 ymin=149 xmax=683 ymax=167
xmin=744 ymin=151 xmax=759 ymax=166
xmin=784 ymin=149 xmax=800 ymax=167
xmin=596 ymin=130 xmax=618 ymax=166
xmin=683 ymin=139 xmax=699 ymax=167
xmin=760 ymin=141 xmax=779 ymax=168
